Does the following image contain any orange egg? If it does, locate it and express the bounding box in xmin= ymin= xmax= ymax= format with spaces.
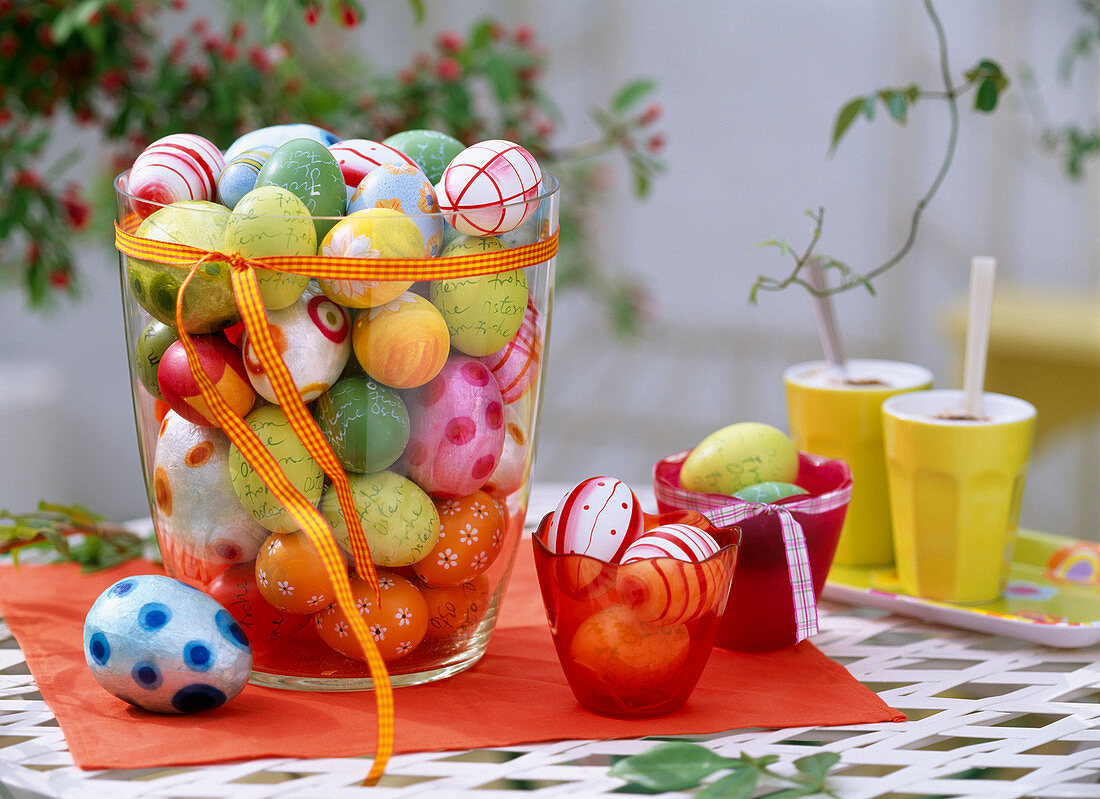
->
xmin=412 ymin=490 xmax=504 ymax=587
xmin=420 ymin=574 xmax=491 ymax=639
xmin=569 ymin=605 xmax=690 ymax=693
xmin=351 ymin=291 xmax=449 ymax=389
xmin=313 ymin=570 xmax=429 ymax=662
xmin=254 ymin=532 xmax=337 ymax=615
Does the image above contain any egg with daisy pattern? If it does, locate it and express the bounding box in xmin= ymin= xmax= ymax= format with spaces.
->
xmin=313 ymin=570 xmax=429 ymax=662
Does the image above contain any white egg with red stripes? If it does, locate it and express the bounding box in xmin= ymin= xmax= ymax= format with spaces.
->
xmin=544 ymin=476 xmax=644 ymax=562
xmin=436 ymin=139 xmax=542 ymax=236
xmin=128 ymin=133 xmax=225 ymax=218
xmin=620 ymin=524 xmax=721 ymax=563
xmin=329 ymin=138 xmax=417 ymax=193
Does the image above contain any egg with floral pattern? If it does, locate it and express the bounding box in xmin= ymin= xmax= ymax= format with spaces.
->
xmin=347 ymin=162 xmax=443 ymax=257
xmin=317 ymin=208 xmax=423 ymax=308
xmin=254 ymin=531 xmax=338 ymax=615
xmin=412 ymin=490 xmax=505 ymax=586
xmin=313 ymin=570 xmax=429 ymax=662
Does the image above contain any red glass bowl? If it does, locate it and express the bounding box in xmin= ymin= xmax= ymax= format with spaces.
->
xmin=654 ymin=452 xmax=852 ymax=652
xmin=531 ymin=513 xmax=739 ymax=718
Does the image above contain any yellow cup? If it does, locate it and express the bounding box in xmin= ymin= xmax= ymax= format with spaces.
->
xmin=882 ymin=389 xmax=1036 ymax=604
xmin=784 ymin=360 xmax=932 ymax=568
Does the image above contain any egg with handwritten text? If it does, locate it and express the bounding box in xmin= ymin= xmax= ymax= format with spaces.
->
xmin=207 ymin=562 xmax=310 ymax=648
xmin=680 ymin=422 xmax=799 ymax=496
xmin=314 ymin=376 xmax=410 ymax=473
xmin=480 ymin=300 xmax=542 ymax=403
xmin=255 ymin=138 xmax=346 ymax=239
xmin=420 ymin=574 xmax=491 ymax=639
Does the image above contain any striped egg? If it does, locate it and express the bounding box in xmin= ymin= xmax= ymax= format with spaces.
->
xmin=545 ymin=477 xmax=644 ymax=562
xmin=481 ymin=300 xmax=542 ymax=404
xmin=620 ymin=524 xmax=721 ymax=563
xmin=128 ymin=134 xmax=225 ymax=218
xmin=437 ymin=139 xmax=542 ymax=236
xmin=329 ymin=138 xmax=417 ymax=191
xmin=217 ymin=146 xmax=274 ymax=209
xmin=616 ymin=554 xmax=731 ymax=627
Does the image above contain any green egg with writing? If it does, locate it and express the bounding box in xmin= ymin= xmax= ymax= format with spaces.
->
xmin=314 ymin=376 xmax=410 ymax=473
xmin=430 ymin=236 xmax=527 ymax=357
xmin=382 ymin=129 xmax=465 ymax=184
xmin=127 ymin=201 xmax=238 ymax=333
xmin=320 ymin=470 xmax=440 ymax=567
xmin=134 ymin=320 xmax=178 ymax=400
xmin=229 ymin=405 xmax=324 ymax=534
xmin=225 ymin=185 xmax=315 ymax=309
xmin=732 ymin=481 xmax=808 ymax=503
xmin=254 ymin=138 xmax=346 ymax=240
xmin=680 ymin=422 xmax=800 ymax=496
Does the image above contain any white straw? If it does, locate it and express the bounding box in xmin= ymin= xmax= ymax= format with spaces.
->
xmin=805 ymin=258 xmax=847 ymax=381
xmin=964 ymin=256 xmax=997 ymax=418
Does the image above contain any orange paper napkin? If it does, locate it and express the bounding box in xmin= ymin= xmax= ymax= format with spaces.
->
xmin=0 ymin=545 xmax=903 ymax=770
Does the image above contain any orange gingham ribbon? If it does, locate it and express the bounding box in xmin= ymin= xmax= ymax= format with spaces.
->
xmin=115 ymin=216 xmax=557 ymax=784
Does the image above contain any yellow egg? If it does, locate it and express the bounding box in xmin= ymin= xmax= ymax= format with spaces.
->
xmin=680 ymin=422 xmax=799 ymax=496
xmin=318 ymin=208 xmax=422 ymax=308
xmin=351 ymin=291 xmax=450 ymax=389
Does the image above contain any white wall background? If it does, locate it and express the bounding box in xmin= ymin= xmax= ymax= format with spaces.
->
xmin=1 ymin=1 xmax=1097 ymax=539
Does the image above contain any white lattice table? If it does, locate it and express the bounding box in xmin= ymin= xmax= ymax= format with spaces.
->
xmin=2 ymin=488 xmax=1100 ymax=798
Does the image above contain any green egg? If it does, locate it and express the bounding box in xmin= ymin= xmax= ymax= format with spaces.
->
xmin=680 ymin=422 xmax=800 ymax=496
xmin=255 ymin=138 xmax=346 ymax=241
xmin=134 ymin=320 xmax=178 ymax=399
xmin=382 ymin=129 xmax=464 ymax=184
xmin=430 ymin=236 xmax=528 ymax=357
xmin=229 ymin=405 xmax=324 ymax=534
xmin=314 ymin=376 xmax=410 ymax=473
xmin=127 ymin=201 xmax=238 ymax=333
xmin=224 ymin=185 xmax=315 ymax=310
xmin=732 ymin=481 xmax=808 ymax=503
xmin=320 ymin=470 xmax=440 ymax=567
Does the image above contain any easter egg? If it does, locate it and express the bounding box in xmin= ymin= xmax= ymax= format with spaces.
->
xmin=412 ymin=490 xmax=505 ymax=586
xmin=544 ymin=477 xmax=645 ymax=561
xmin=313 ymin=570 xmax=429 ymax=662
xmin=616 ymin=553 xmax=731 ymax=627
xmin=328 ymin=138 xmax=417 ymax=189
xmin=229 ymin=405 xmax=325 ymax=534
xmin=217 ymin=145 xmax=274 ymax=210
xmin=680 ymin=422 xmax=799 ymax=496
xmin=225 ymin=123 xmax=340 ymax=162
xmin=437 ymin=139 xmax=541 ymax=236
xmin=348 ymin=162 xmax=443 ymax=257
xmin=404 ymin=357 xmax=506 ymax=498
xmin=127 ymin=201 xmax=239 ymax=333
xmin=320 ymin=470 xmax=440 ymax=567
xmin=128 ymin=133 xmax=225 ymax=218
xmin=255 ymin=138 xmax=346 ymax=240
xmin=224 ymin=185 xmax=315 ymax=309
xmin=569 ymin=605 xmax=689 ymax=693
xmin=240 ymin=293 xmax=350 ymax=404
xmin=135 ymin=320 xmax=178 ymax=400
xmin=152 ymin=411 xmax=268 ymax=564
xmin=431 ymin=238 xmax=527 ymax=357
xmin=313 ymin=376 xmax=410 ymax=473
xmin=83 ymin=574 xmax=251 ymax=714
xmin=157 ymin=335 xmax=256 ymax=427
xmin=420 ymin=574 xmax=491 ymax=639
xmin=207 ymin=562 xmax=310 ymax=648
xmin=317 ymin=209 xmax=423 ymax=308
xmin=384 ymin=129 xmax=465 ymax=184
xmin=480 ymin=299 xmax=541 ymax=403
xmin=732 ymin=481 xmax=808 ymax=503
xmin=351 ymin=292 xmax=450 ymax=389
xmin=255 ymin=531 xmax=337 ymax=615
xmin=620 ymin=524 xmax=722 ymax=563
xmin=483 ymin=401 xmax=532 ymax=498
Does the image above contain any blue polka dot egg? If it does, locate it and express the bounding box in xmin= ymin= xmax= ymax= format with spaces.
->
xmin=83 ymin=575 xmax=252 ymax=714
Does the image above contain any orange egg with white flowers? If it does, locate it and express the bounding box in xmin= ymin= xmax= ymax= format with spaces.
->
xmin=412 ymin=490 xmax=505 ymax=587
xmin=255 ymin=532 xmax=338 ymax=615
xmin=313 ymin=570 xmax=429 ymax=662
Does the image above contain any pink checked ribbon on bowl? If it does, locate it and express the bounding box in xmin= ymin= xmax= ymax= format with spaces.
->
xmin=653 ymin=451 xmax=853 ymax=643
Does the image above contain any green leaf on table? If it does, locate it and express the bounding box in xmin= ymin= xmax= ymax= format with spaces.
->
xmin=830 ymin=96 xmax=864 ymax=151
xmin=608 ymin=742 xmax=738 ymax=792
xmin=793 ymin=751 xmax=840 ymax=781
xmin=611 ymin=78 xmax=657 ymax=114
xmin=697 ymin=768 xmax=759 ymax=799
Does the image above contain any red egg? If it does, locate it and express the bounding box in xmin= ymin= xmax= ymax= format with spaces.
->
xmin=328 ymin=138 xmax=416 ymax=188
xmin=569 ymin=605 xmax=689 ymax=693
xmin=157 ymin=335 xmax=256 ymax=427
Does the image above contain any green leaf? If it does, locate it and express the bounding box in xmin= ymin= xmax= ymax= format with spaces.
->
xmin=262 ymin=0 xmax=292 ymax=40
xmin=861 ymin=94 xmax=876 ymax=120
xmin=880 ymin=90 xmax=907 ymax=123
xmin=974 ymin=79 xmax=999 ymax=112
xmin=756 ymin=788 xmax=817 ymax=799
xmin=794 ymin=751 xmax=841 ymax=781
xmin=611 ymin=78 xmax=656 ymax=114
xmin=608 ymin=742 xmax=738 ymax=792
xmin=830 ymin=97 xmax=864 ymax=151
xmin=697 ymin=768 xmax=759 ymax=799
xmin=484 ymin=55 xmax=520 ymax=104
xmin=51 ymin=0 xmax=104 ymax=46
xmin=407 ymin=0 xmax=425 ymax=23
xmin=738 ymin=752 xmax=780 ymax=769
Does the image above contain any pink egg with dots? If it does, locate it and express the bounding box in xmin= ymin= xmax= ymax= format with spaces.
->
xmin=545 ymin=477 xmax=645 ymax=562
xmin=128 ymin=133 xmax=225 ymax=218
xmin=437 ymin=139 xmax=541 ymax=236
xmin=405 ymin=357 xmax=506 ymax=498
xmin=480 ymin=300 xmax=542 ymax=404
xmin=621 ymin=524 xmax=721 ymax=563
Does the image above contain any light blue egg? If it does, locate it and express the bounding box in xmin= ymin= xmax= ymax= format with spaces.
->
xmin=225 ymin=123 xmax=340 ymax=162
xmin=217 ymin=146 xmax=274 ymax=209
xmin=83 ymin=575 xmax=252 ymax=714
xmin=347 ymin=163 xmax=443 ymax=257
